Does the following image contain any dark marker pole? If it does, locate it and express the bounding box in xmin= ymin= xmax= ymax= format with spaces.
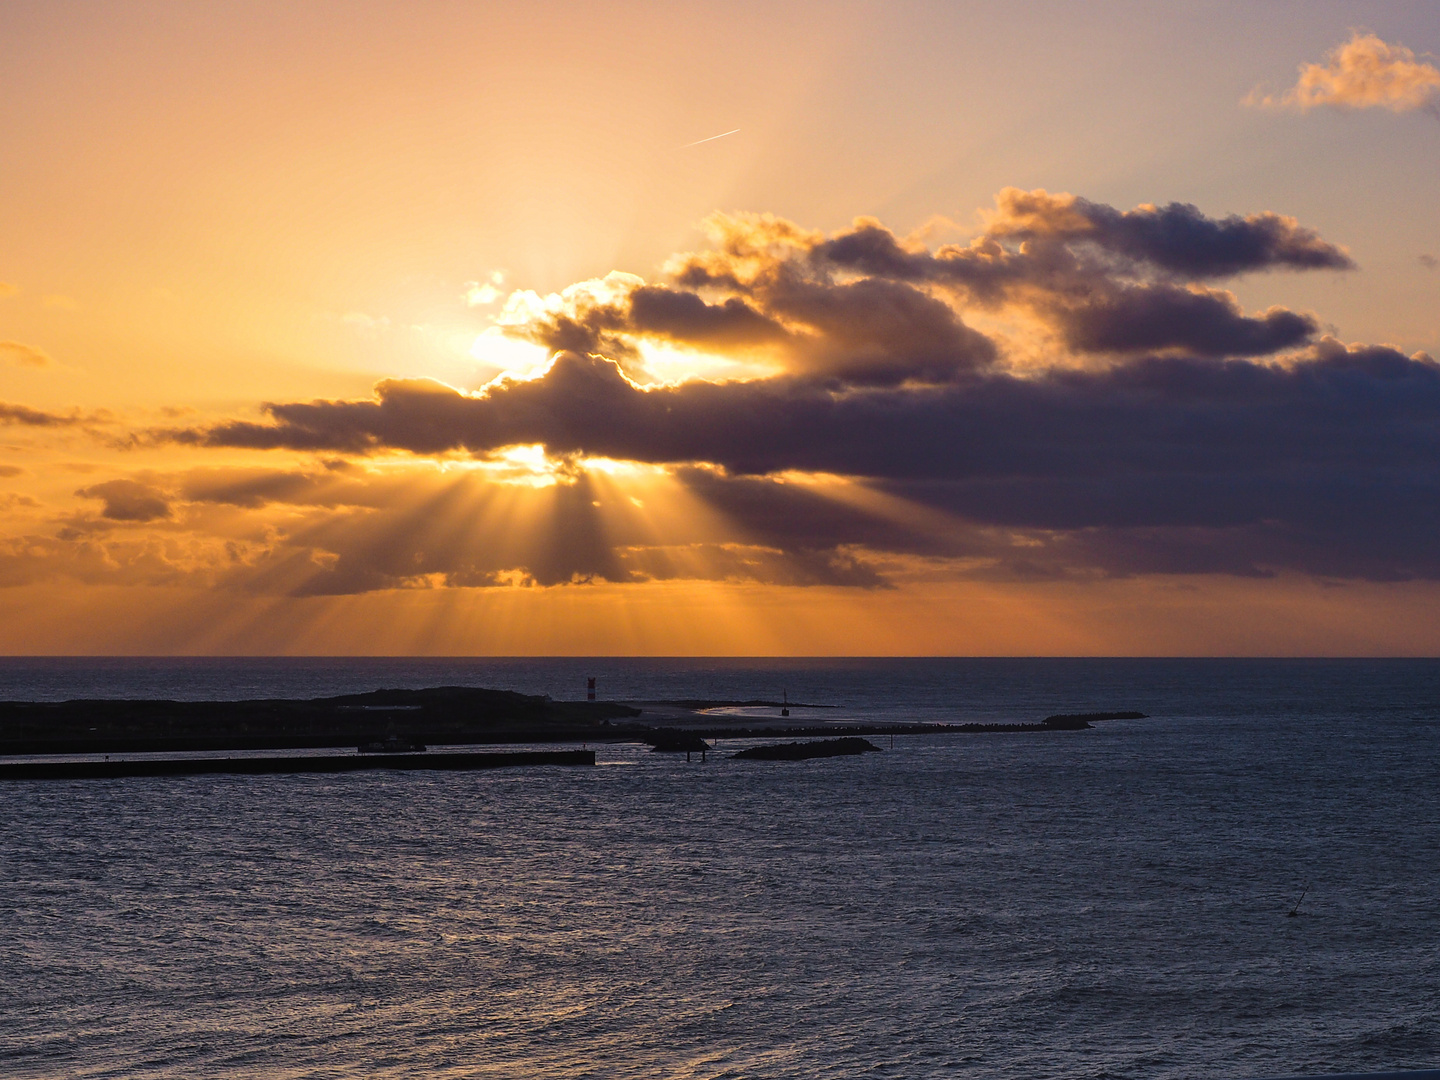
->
xmin=1288 ymin=884 xmax=1309 ymax=917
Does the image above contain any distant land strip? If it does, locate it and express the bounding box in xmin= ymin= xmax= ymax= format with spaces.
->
xmin=644 ymin=699 xmax=838 ymax=709
xmin=661 ymin=722 xmax=1073 ymax=740
xmin=0 ymin=686 xmax=1147 ymax=757
xmin=656 ymin=714 xmax=1146 ymax=741
xmin=0 ymin=686 xmax=641 ymax=756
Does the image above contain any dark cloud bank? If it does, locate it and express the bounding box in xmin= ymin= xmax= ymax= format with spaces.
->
xmin=163 ymin=191 xmax=1440 ymax=589
xmin=0 ymin=402 xmax=83 ymax=426
xmin=75 ymin=479 xmax=172 ymax=522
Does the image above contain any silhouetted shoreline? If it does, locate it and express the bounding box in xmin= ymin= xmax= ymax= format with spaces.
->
xmin=0 ymin=686 xmax=640 ymax=756
xmin=0 ymin=686 xmax=1145 ymax=757
xmin=732 ymin=737 xmax=882 ymax=761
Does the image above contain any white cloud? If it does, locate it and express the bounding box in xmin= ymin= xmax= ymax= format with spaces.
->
xmin=1247 ymin=32 xmax=1440 ymax=113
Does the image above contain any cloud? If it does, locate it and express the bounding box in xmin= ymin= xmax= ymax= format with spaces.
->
xmin=667 ymin=194 xmax=1343 ymax=366
xmin=1052 ymin=287 xmax=1317 ymax=357
xmin=976 ymin=188 xmax=1355 ymax=277
xmin=620 ymin=541 xmax=887 ymax=589
xmin=496 ymin=192 xmax=1342 ymax=388
xmin=76 ymin=479 xmax=172 ymax=522
xmin=0 ymin=530 xmax=248 ymax=589
xmin=1420 ymin=254 xmax=1438 ymax=270
xmin=465 ymin=271 xmax=506 ymax=306
xmin=511 ymin=280 xmax=790 ymax=362
xmin=135 ymin=190 xmax=1439 ymax=587
xmin=179 ymin=344 xmax=1438 ymax=480
xmin=0 ymin=401 xmax=78 ymax=425
xmin=0 ymin=341 xmax=53 ymax=368
xmin=179 ymin=465 xmax=390 ymax=509
xmin=1247 ymin=32 xmax=1440 ymax=113
xmin=0 ymin=465 xmax=23 ymax=477
xmin=165 ymin=338 xmax=1440 ymax=583
xmin=504 ymin=264 xmax=992 ymax=387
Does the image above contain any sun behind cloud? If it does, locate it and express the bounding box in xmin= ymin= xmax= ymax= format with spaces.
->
xmin=95 ymin=189 xmax=1432 ymax=617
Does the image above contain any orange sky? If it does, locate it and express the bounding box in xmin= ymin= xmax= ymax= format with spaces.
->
xmin=2 ymin=2 xmax=1439 ymax=655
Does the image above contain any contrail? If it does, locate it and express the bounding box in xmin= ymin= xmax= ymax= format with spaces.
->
xmin=680 ymin=128 xmax=740 ymax=149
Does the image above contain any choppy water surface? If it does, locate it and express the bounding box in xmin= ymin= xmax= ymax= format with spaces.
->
xmin=3 ymin=659 xmax=1440 ymax=1079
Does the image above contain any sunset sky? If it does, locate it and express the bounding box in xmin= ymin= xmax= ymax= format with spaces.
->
xmin=2 ymin=1 xmax=1439 ymax=655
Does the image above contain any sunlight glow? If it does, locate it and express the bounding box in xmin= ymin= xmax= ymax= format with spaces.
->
xmin=577 ymin=456 xmax=667 ymax=477
xmin=479 ymin=444 xmax=569 ymax=487
xmin=494 ymin=272 xmax=643 ymax=328
xmin=632 ymin=340 xmax=783 ymax=385
xmin=469 ymin=326 xmax=551 ymax=381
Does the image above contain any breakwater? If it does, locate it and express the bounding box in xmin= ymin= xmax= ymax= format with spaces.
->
xmin=0 ymin=748 xmax=595 ymax=781
xmin=656 ymin=717 xmax=1118 ymax=740
xmin=732 ymin=737 xmax=882 ymax=761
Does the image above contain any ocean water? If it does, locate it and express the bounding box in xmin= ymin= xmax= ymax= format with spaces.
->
xmin=2 ymin=658 xmax=1439 ymax=1079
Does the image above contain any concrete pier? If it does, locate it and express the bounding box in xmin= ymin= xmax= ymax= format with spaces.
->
xmin=0 ymin=749 xmax=595 ymax=781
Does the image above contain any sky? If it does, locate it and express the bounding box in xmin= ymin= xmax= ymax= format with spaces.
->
xmin=2 ymin=0 xmax=1439 ymax=655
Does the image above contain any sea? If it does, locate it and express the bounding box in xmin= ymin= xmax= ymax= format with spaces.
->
xmin=2 ymin=657 xmax=1439 ymax=1080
